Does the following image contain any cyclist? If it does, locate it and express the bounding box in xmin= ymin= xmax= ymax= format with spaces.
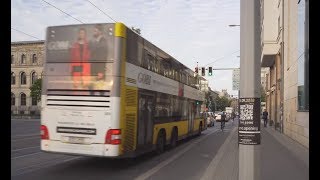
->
xmin=221 ymin=111 xmax=226 ymax=131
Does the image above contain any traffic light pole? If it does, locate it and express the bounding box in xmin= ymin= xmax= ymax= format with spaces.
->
xmin=239 ymin=0 xmax=261 ymax=180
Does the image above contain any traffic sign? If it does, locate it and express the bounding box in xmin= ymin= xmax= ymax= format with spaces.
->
xmin=232 ymin=69 xmax=240 ymax=90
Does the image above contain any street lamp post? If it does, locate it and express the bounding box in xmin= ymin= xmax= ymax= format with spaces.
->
xmin=239 ymin=0 xmax=261 ymax=180
xmin=229 ymin=24 xmax=240 ymax=27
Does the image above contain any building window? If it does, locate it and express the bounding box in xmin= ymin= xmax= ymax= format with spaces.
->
xmin=11 ymin=72 xmax=16 ymax=85
xmin=32 ymin=54 xmax=37 ymax=64
xmin=20 ymin=111 xmax=25 ymax=115
xmin=20 ymin=72 xmax=27 ymax=85
xmin=31 ymin=96 xmax=37 ymax=106
xmin=11 ymin=55 xmax=14 ymax=64
xmin=11 ymin=93 xmax=15 ymax=106
xmin=21 ymin=54 xmax=26 ymax=64
xmin=297 ymin=0 xmax=308 ymax=110
xmin=20 ymin=93 xmax=26 ymax=106
xmin=31 ymin=72 xmax=37 ymax=84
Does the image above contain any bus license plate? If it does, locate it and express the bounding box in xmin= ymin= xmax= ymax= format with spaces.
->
xmin=68 ymin=137 xmax=85 ymax=144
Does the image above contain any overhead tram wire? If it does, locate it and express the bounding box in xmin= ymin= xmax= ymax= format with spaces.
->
xmin=203 ymin=50 xmax=240 ymax=67
xmin=86 ymin=0 xmax=117 ymax=22
xmin=41 ymin=0 xmax=84 ymax=24
xmin=11 ymin=28 xmax=41 ymax=40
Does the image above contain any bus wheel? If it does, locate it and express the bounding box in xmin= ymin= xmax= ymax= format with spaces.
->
xmin=170 ymin=128 xmax=178 ymax=148
xmin=156 ymin=131 xmax=165 ymax=154
xmin=198 ymin=123 xmax=203 ymax=136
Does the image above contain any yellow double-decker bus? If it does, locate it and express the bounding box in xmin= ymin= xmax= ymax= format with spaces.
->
xmin=41 ymin=22 xmax=206 ymax=157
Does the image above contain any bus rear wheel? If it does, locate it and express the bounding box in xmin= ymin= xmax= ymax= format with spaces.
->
xmin=156 ymin=131 xmax=165 ymax=154
xmin=170 ymin=128 xmax=178 ymax=148
xmin=198 ymin=122 xmax=203 ymax=136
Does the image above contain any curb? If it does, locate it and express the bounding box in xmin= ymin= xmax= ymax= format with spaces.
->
xmin=200 ymin=126 xmax=237 ymax=180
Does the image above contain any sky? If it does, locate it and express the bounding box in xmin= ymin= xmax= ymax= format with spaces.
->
xmin=11 ymin=0 xmax=241 ymax=96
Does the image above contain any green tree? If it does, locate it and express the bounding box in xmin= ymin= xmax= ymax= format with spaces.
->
xmin=30 ymin=78 xmax=42 ymax=102
xmin=216 ymin=96 xmax=231 ymax=111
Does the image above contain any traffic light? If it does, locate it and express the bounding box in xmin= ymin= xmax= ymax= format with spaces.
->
xmin=195 ymin=67 xmax=198 ymax=74
xmin=208 ymin=67 xmax=213 ymax=76
xmin=201 ymin=67 xmax=205 ymax=76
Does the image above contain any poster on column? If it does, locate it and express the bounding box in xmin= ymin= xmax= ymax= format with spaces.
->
xmin=238 ymin=98 xmax=261 ymax=145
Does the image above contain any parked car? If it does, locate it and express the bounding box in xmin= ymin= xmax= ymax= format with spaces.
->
xmin=215 ymin=112 xmax=222 ymax=122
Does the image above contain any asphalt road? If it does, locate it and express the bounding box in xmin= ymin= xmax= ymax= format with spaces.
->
xmin=11 ymin=119 xmax=235 ymax=180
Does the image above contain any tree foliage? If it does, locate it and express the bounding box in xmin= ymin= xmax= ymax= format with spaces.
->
xmin=30 ymin=78 xmax=42 ymax=102
xmin=216 ymin=96 xmax=231 ymax=111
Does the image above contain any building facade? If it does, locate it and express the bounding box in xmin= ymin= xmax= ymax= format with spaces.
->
xmin=261 ymin=0 xmax=309 ymax=148
xmin=261 ymin=67 xmax=269 ymax=90
xmin=11 ymin=41 xmax=45 ymax=116
xmin=219 ymin=89 xmax=231 ymax=99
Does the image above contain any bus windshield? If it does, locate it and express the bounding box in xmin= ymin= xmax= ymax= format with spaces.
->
xmin=44 ymin=24 xmax=115 ymax=92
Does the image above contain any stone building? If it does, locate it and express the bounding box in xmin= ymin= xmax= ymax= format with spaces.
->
xmin=261 ymin=0 xmax=309 ymax=148
xmin=11 ymin=40 xmax=45 ymax=116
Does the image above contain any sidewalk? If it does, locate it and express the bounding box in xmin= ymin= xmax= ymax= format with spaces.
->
xmin=201 ymin=123 xmax=309 ymax=180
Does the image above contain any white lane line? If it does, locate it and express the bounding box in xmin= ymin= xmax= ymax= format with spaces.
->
xmin=11 ymin=146 xmax=40 ymax=152
xmin=12 ymin=133 xmax=39 ymax=139
xmin=11 ymin=136 xmax=39 ymax=142
xmin=13 ymin=156 xmax=82 ymax=177
xmin=200 ymin=127 xmax=237 ymax=180
xmin=134 ymin=128 xmax=220 ymax=180
xmin=11 ymin=152 xmax=42 ymax=160
xmin=11 ymin=119 xmax=40 ymax=122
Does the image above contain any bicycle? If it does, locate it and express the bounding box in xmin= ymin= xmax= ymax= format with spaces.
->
xmin=221 ymin=121 xmax=225 ymax=132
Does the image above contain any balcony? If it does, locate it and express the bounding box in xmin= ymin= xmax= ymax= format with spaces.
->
xmin=261 ymin=41 xmax=280 ymax=67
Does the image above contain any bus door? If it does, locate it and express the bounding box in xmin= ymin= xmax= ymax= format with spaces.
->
xmin=137 ymin=94 xmax=155 ymax=148
xmin=188 ymin=101 xmax=195 ymax=135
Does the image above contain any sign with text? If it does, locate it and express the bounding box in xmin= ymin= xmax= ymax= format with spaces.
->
xmin=232 ymin=69 xmax=240 ymax=90
xmin=238 ymin=98 xmax=261 ymax=145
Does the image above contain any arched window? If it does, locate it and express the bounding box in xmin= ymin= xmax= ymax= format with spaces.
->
xmin=11 ymin=72 xmax=16 ymax=85
xmin=31 ymin=72 xmax=37 ymax=84
xmin=31 ymin=96 xmax=37 ymax=106
xmin=11 ymin=93 xmax=15 ymax=106
xmin=21 ymin=54 xmax=26 ymax=64
xmin=20 ymin=72 xmax=27 ymax=85
xmin=20 ymin=93 xmax=26 ymax=106
xmin=32 ymin=54 xmax=37 ymax=64
xmin=11 ymin=55 xmax=14 ymax=64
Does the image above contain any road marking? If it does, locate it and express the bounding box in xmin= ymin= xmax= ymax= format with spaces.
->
xmin=11 ymin=152 xmax=42 ymax=160
xmin=200 ymin=127 xmax=237 ymax=180
xmin=11 ymin=146 xmax=40 ymax=152
xmin=12 ymin=156 xmax=82 ymax=177
xmin=134 ymin=128 xmax=219 ymax=180
xmin=11 ymin=119 xmax=40 ymax=122
xmin=11 ymin=136 xmax=39 ymax=142
xmin=12 ymin=133 xmax=39 ymax=138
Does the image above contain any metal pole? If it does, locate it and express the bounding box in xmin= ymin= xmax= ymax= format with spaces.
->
xmin=239 ymin=0 xmax=261 ymax=180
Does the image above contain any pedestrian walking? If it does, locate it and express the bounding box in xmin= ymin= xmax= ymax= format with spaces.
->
xmin=262 ymin=109 xmax=268 ymax=127
xmin=231 ymin=111 xmax=235 ymax=125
